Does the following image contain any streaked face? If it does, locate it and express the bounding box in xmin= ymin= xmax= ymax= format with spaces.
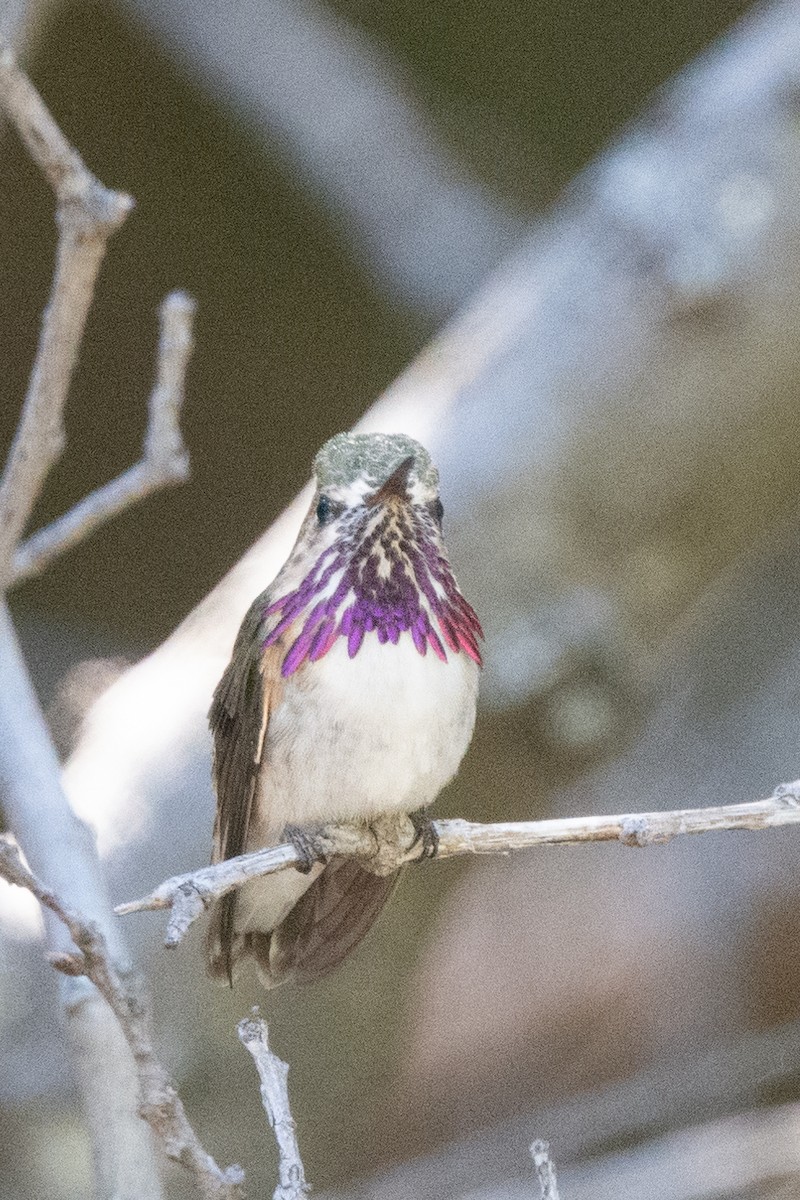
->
xmin=261 ymin=434 xmax=482 ymax=677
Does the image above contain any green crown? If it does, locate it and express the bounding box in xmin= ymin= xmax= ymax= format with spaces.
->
xmin=314 ymin=432 xmax=438 ymax=492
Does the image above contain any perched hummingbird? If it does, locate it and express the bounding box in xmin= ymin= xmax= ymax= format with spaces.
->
xmin=206 ymin=432 xmax=482 ymax=987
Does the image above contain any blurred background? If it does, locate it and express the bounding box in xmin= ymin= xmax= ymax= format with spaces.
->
xmin=4 ymin=0 xmax=800 ymax=1197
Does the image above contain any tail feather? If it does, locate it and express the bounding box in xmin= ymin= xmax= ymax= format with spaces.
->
xmin=206 ymin=859 xmax=400 ymax=987
xmin=206 ymin=891 xmax=240 ymax=985
xmin=270 ymin=858 xmax=400 ymax=985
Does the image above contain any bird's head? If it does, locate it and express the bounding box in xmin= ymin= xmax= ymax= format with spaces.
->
xmin=264 ymin=432 xmax=481 ymax=676
xmin=314 ymin=430 xmax=439 ymax=512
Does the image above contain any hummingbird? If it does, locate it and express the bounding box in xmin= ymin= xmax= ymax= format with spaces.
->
xmin=206 ymin=432 xmax=482 ymax=988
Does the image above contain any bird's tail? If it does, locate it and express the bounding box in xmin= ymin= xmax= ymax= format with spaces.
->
xmin=206 ymin=859 xmax=399 ymax=987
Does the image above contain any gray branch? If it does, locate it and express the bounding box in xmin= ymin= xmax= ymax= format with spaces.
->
xmin=115 ymin=783 xmax=800 ymax=946
xmin=238 ymin=1014 xmax=310 ymax=1200
xmin=0 ymin=835 xmax=245 ymax=1199
xmin=543 ymin=1101 xmax=800 ymax=1200
xmin=12 ymin=291 xmax=195 ymax=585
xmin=0 ymin=44 xmax=133 ymax=585
xmin=124 ymin=0 xmax=519 ymax=313
xmin=530 ymin=1141 xmax=560 ymax=1200
xmin=0 ymin=48 xmax=196 ymax=1199
xmin=0 ymin=603 xmax=163 ymax=1197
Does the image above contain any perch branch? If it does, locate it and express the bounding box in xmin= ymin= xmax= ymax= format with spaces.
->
xmin=0 ymin=45 xmax=133 ymax=583
xmin=12 ymin=291 xmax=195 ymax=584
xmin=115 ymin=781 xmax=800 ymax=946
xmin=0 ymin=835 xmax=245 ymax=1200
xmin=238 ymin=1014 xmax=310 ymax=1200
xmin=530 ymin=1141 xmax=560 ymax=1200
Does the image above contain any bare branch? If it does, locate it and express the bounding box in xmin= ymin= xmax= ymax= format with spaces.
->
xmin=0 ymin=46 xmax=133 ymax=584
xmin=238 ymin=1013 xmax=310 ymax=1200
xmin=125 ymin=0 xmax=518 ymax=314
xmin=0 ymin=834 xmax=245 ymax=1200
xmin=0 ymin=49 xmax=198 ymax=1195
xmin=554 ymin=1100 xmax=800 ymax=1200
xmin=118 ymin=842 xmax=302 ymax=947
xmin=361 ymin=1098 xmax=800 ymax=1200
xmin=12 ymin=291 xmax=196 ymax=584
xmin=530 ymin=1141 xmax=560 ymax=1200
xmin=0 ymin=599 xmax=165 ymax=1197
xmin=115 ymin=782 xmax=800 ymax=944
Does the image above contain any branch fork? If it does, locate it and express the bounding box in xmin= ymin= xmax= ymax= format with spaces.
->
xmin=0 ymin=835 xmax=245 ymax=1199
xmin=11 ymin=290 xmax=195 ymax=585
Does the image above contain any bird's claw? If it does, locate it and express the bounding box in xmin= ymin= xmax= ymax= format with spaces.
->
xmin=283 ymin=824 xmax=327 ymax=873
xmin=409 ymin=810 xmax=439 ymax=860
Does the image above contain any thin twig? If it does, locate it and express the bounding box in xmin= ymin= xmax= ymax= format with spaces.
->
xmin=0 ymin=45 xmax=133 ymax=584
xmin=12 ymin=291 xmax=196 ymax=584
xmin=114 ymin=781 xmax=800 ymax=945
xmin=238 ymin=1013 xmax=310 ymax=1200
xmin=530 ymin=1141 xmax=560 ymax=1200
xmin=0 ymin=835 xmax=245 ymax=1200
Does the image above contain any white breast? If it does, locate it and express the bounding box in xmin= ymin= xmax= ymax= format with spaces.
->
xmin=254 ymin=634 xmax=479 ymax=837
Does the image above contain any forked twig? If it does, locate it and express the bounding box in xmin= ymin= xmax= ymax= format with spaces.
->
xmin=0 ymin=45 xmax=133 ymax=584
xmin=0 ymin=835 xmax=245 ymax=1200
xmin=12 ymin=291 xmax=195 ymax=584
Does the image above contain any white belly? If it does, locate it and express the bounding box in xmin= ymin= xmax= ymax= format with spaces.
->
xmin=236 ymin=635 xmax=478 ymax=936
xmin=258 ymin=634 xmax=479 ymax=834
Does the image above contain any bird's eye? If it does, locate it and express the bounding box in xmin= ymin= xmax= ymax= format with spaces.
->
xmin=316 ymin=495 xmax=335 ymax=524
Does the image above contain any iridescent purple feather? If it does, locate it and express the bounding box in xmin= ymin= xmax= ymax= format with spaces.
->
xmin=262 ymin=510 xmax=482 ymax=678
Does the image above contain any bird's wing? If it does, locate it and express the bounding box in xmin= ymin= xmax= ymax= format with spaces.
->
xmin=207 ymin=593 xmax=284 ymax=980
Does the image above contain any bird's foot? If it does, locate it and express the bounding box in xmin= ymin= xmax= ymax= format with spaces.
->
xmin=284 ymin=815 xmax=436 ymax=877
xmin=282 ymin=823 xmax=330 ymax=874
xmin=409 ymin=809 xmax=439 ymax=860
xmin=352 ymin=812 xmax=416 ymax=875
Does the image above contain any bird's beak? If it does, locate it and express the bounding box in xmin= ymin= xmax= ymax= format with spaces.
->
xmin=365 ymin=455 xmax=415 ymax=507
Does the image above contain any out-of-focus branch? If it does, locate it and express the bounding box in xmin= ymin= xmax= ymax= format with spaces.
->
xmin=530 ymin=1141 xmax=560 ymax=1200
xmin=125 ymin=0 xmax=519 ymax=314
xmin=0 ymin=835 xmax=245 ymax=1200
xmin=12 ymin=291 xmax=195 ymax=585
xmin=238 ymin=1014 xmax=310 ymax=1200
xmin=0 ymin=49 xmax=196 ymax=1200
xmin=0 ymin=45 xmax=133 ymax=586
xmin=0 ymin=0 xmax=37 ymax=48
xmin=115 ymin=784 xmax=800 ymax=945
xmin=551 ymin=1101 xmax=800 ymax=1200
xmin=323 ymin=1015 xmax=800 ymax=1200
xmin=337 ymin=1100 xmax=800 ymax=1200
xmin=0 ymin=602 xmax=163 ymax=1198
xmin=0 ymin=0 xmax=59 ymax=54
